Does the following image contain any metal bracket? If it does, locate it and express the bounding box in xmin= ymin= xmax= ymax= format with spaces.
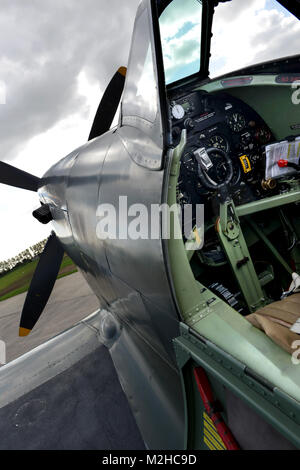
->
xmin=217 ymin=200 xmax=266 ymax=312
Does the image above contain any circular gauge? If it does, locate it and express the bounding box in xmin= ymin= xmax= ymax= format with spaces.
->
xmin=172 ymin=104 xmax=185 ymax=120
xmin=199 ymin=149 xmax=241 ymax=188
xmin=227 ymin=112 xmax=246 ymax=133
xmin=255 ymin=127 xmax=272 ymax=145
xmin=208 ymin=135 xmax=229 ymax=153
xmin=181 ymin=151 xmax=196 ymax=173
xmin=215 ymin=158 xmax=229 ymax=182
xmin=198 ymin=149 xmax=232 ymax=187
xmin=214 ymin=159 xmax=241 ymax=187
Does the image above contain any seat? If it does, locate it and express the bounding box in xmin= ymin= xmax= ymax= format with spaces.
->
xmin=246 ymin=294 xmax=300 ymax=354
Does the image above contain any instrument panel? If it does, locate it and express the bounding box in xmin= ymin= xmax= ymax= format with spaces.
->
xmin=170 ymin=90 xmax=274 ymax=206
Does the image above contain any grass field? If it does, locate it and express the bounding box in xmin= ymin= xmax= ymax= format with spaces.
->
xmin=0 ymin=254 xmax=78 ymax=302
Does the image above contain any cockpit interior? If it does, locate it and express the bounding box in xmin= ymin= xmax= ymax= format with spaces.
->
xmin=167 ymin=64 xmax=300 ymax=351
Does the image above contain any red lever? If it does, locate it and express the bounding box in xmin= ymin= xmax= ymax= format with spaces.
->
xmin=193 ymin=367 xmax=240 ymax=450
xmin=278 ymin=159 xmax=288 ymax=168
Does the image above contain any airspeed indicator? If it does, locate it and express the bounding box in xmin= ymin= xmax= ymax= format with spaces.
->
xmin=172 ymin=104 xmax=185 ymax=120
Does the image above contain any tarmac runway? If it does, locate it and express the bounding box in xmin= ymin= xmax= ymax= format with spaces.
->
xmin=0 ymin=271 xmax=99 ymax=363
xmin=0 ymin=271 xmax=145 ymax=449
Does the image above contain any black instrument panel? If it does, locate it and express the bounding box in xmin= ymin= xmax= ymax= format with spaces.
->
xmin=170 ymin=90 xmax=274 ymax=206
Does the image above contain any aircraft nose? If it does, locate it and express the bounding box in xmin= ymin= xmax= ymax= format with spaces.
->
xmin=38 ymin=148 xmax=80 ymax=212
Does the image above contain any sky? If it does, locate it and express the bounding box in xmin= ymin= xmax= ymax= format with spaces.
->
xmin=210 ymin=0 xmax=300 ymax=77
xmin=0 ymin=0 xmax=299 ymax=262
xmin=0 ymin=0 xmax=140 ymax=262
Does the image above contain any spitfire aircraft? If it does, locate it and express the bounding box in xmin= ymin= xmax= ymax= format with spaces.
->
xmin=0 ymin=0 xmax=300 ymax=450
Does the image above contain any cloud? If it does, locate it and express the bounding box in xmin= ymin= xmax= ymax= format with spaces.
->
xmin=0 ymin=0 xmax=140 ymax=164
xmin=210 ymin=0 xmax=300 ymax=77
xmin=213 ymin=0 xmax=263 ymax=24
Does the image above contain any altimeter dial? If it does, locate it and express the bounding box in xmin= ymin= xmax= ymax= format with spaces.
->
xmin=208 ymin=135 xmax=229 ymax=153
xmin=227 ymin=112 xmax=246 ymax=132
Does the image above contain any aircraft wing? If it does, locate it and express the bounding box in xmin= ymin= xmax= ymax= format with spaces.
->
xmin=0 ymin=309 xmax=145 ymax=450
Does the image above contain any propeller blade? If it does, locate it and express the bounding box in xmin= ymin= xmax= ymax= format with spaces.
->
xmin=88 ymin=66 xmax=127 ymax=141
xmin=19 ymin=232 xmax=64 ymax=336
xmin=0 ymin=161 xmax=41 ymax=192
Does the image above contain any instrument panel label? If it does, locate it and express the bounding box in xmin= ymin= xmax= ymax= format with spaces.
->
xmin=195 ymin=112 xmax=216 ymax=123
xmin=239 ymin=155 xmax=252 ymax=173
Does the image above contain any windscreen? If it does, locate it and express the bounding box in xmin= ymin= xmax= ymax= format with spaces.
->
xmin=159 ymin=0 xmax=203 ymax=85
xmin=122 ymin=6 xmax=158 ymax=124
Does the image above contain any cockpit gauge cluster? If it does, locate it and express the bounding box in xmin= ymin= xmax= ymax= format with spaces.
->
xmin=226 ymin=112 xmax=246 ymax=133
xmin=207 ymin=135 xmax=229 ymax=153
xmin=170 ymin=90 xmax=274 ymax=206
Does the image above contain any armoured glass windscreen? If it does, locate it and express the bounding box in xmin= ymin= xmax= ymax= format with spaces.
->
xmin=210 ymin=0 xmax=300 ymax=78
xmin=159 ymin=0 xmax=203 ymax=85
xmin=122 ymin=7 xmax=158 ymax=124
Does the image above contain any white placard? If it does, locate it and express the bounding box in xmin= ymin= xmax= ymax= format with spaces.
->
xmin=265 ymin=137 xmax=300 ymax=179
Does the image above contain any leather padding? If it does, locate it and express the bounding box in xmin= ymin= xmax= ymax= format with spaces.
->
xmin=246 ymin=294 xmax=300 ymax=354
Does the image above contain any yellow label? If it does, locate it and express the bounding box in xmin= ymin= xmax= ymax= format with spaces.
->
xmin=239 ymin=155 xmax=252 ymax=173
xmin=203 ymin=412 xmax=226 ymax=451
